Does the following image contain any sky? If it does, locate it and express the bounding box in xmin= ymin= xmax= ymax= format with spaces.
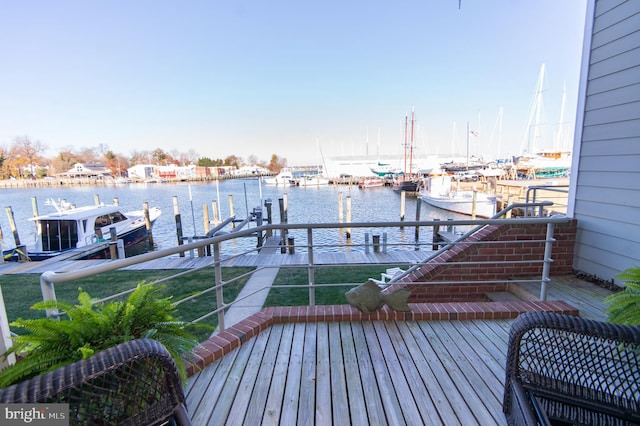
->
xmin=0 ymin=0 xmax=588 ymax=166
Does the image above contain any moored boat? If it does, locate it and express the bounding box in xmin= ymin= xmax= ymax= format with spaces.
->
xmin=358 ymin=177 xmax=385 ymax=188
xmin=419 ymin=174 xmax=496 ymax=218
xmin=2 ymin=199 xmax=161 ymax=261
xmin=261 ymin=169 xmax=298 ymax=186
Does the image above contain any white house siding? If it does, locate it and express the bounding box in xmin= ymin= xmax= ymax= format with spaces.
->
xmin=569 ymin=0 xmax=640 ymax=282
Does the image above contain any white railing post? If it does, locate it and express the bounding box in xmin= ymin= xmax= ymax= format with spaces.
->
xmin=214 ymin=241 xmax=225 ymax=331
xmin=540 ymin=222 xmax=555 ymax=301
xmin=40 ymin=271 xmax=60 ymax=319
xmin=307 ymin=228 xmax=315 ymax=307
xmin=0 ymin=286 xmax=16 ymax=367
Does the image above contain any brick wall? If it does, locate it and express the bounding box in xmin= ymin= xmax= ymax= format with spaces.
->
xmin=389 ymin=220 xmax=577 ymax=303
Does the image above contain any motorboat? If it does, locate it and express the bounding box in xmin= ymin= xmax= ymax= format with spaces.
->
xmin=358 ymin=177 xmax=385 ymax=188
xmin=261 ymin=169 xmax=298 ymax=186
xmin=3 ymin=199 xmax=161 ymax=261
xmin=420 ymin=174 xmax=496 ymax=218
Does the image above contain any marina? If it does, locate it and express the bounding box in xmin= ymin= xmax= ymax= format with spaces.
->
xmin=0 ymin=176 xmax=570 ymax=263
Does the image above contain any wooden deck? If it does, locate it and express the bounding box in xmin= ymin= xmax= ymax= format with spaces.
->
xmin=186 ymin=319 xmax=512 ymax=425
xmin=185 ymin=277 xmax=611 ymax=425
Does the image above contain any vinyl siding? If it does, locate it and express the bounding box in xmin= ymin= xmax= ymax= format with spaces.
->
xmin=571 ymin=0 xmax=640 ymax=282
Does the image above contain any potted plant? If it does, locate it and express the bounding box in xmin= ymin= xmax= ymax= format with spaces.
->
xmin=0 ymin=281 xmax=204 ymax=388
xmin=605 ymin=266 xmax=640 ymax=326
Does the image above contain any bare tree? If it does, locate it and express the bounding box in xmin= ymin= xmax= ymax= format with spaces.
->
xmin=13 ymin=136 xmax=47 ymax=178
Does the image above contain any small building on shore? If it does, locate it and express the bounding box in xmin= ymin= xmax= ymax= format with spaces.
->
xmin=58 ymin=163 xmax=111 ymax=180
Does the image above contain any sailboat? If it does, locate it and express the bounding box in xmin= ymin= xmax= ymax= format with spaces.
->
xmin=515 ymin=64 xmax=572 ymax=178
xmin=393 ymin=108 xmax=419 ymax=194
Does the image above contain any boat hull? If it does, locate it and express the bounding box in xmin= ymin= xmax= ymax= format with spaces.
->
xmin=420 ymin=192 xmax=496 ymax=218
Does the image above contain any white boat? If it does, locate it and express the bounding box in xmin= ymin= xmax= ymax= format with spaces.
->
xmin=3 ymin=199 xmax=161 ymax=261
xmin=261 ymin=169 xmax=298 ymax=186
xmin=515 ymin=150 xmax=571 ymax=178
xmin=358 ymin=177 xmax=385 ymax=188
xmin=299 ymin=174 xmax=330 ymax=187
xmin=419 ymin=174 xmax=496 ymax=218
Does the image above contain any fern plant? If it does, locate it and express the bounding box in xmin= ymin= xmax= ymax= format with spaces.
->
xmin=605 ymin=267 xmax=640 ymax=326
xmin=0 ymin=281 xmax=204 ymax=388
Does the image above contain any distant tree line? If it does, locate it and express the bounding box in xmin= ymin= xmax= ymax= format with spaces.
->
xmin=0 ymin=136 xmax=288 ymax=179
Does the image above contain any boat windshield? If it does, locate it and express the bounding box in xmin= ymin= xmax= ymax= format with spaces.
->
xmin=40 ymin=219 xmax=78 ymax=251
xmin=94 ymin=211 xmax=128 ymax=228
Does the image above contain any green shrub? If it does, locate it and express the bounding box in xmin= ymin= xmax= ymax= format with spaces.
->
xmin=0 ymin=281 xmax=205 ymax=387
xmin=605 ymin=267 xmax=640 ymax=326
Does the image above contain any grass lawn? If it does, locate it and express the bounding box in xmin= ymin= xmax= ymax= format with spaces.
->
xmin=265 ymin=264 xmax=396 ymax=307
xmin=1 ymin=264 xmax=402 ymax=342
xmin=1 ymin=268 xmax=254 ymax=342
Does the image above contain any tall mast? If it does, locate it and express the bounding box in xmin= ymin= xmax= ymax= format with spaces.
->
xmin=409 ymin=107 xmax=415 ymax=176
xmin=466 ymin=121 xmax=470 ymax=170
xmin=403 ymin=115 xmax=408 ymax=179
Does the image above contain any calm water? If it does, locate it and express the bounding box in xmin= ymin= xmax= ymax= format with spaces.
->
xmin=0 ymin=179 xmax=468 ymax=256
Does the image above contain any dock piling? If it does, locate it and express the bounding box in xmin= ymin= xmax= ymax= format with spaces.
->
xmin=173 ymin=196 xmax=185 ymax=257
xmin=345 ymin=196 xmax=352 ymax=240
xmin=414 ymin=199 xmax=421 ymax=248
xmin=400 ymin=191 xmax=406 ymax=229
xmin=143 ymin=202 xmax=153 ymax=247
xmin=31 ymin=197 xmax=39 ymax=217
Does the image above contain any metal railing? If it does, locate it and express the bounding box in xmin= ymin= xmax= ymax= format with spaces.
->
xmin=31 ymin=201 xmax=571 ymax=331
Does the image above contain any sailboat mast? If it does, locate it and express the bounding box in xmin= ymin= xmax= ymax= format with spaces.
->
xmin=409 ymin=107 xmax=415 ymax=176
xmin=466 ymin=121 xmax=470 ymax=170
xmin=403 ymin=115 xmax=408 ymax=179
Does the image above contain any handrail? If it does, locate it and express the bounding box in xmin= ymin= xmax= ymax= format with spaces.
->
xmin=36 ymin=201 xmax=569 ymax=323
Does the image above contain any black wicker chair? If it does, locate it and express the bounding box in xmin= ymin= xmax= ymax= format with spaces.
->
xmin=503 ymin=312 xmax=640 ymax=425
xmin=0 ymin=339 xmax=192 ymax=425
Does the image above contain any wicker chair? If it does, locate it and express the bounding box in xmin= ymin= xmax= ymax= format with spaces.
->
xmin=0 ymin=339 xmax=192 ymax=425
xmin=503 ymin=312 xmax=640 ymax=425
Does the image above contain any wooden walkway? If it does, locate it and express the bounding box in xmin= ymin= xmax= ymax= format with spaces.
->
xmin=0 ymin=251 xmax=426 ymax=274
xmin=185 ymin=277 xmax=611 ymax=425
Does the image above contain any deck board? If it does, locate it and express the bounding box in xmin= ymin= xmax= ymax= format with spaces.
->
xmin=338 ymin=322 xmax=369 ymax=426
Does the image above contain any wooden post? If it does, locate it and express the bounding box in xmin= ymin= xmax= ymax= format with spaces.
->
xmin=212 ymin=200 xmax=220 ymax=226
xmin=278 ymin=198 xmax=287 ymax=252
xmin=264 ymin=199 xmax=272 ymax=238
xmin=227 ymin=194 xmax=236 ymax=229
xmin=415 ymin=198 xmax=421 ymax=248
xmin=283 ymin=193 xmax=288 ymax=222
xmin=5 ymin=206 xmax=21 ymax=247
xmin=173 ymin=196 xmax=185 ymax=257
xmin=346 ymin=196 xmax=352 ymax=240
xmin=31 ymin=197 xmax=39 ymax=217
xmin=338 ymin=192 xmax=344 ymax=223
xmin=373 ymin=235 xmax=381 ymax=253
xmin=203 ymin=204 xmax=210 ymax=235
xmin=400 ymin=191 xmax=406 ymax=229
xmin=432 ymin=218 xmax=441 ymax=251
xmin=143 ymin=202 xmax=153 ymax=246
xmin=113 ymin=197 xmax=119 ymax=206
xmin=287 ymin=237 xmax=295 ymax=254
xmin=254 ymin=207 xmax=263 ymax=247
xmin=109 ymin=227 xmax=119 ymax=259
xmin=471 ymin=190 xmax=477 ymax=220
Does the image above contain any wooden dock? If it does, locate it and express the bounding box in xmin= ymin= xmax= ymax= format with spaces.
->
xmin=0 ymin=250 xmax=427 ymax=274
